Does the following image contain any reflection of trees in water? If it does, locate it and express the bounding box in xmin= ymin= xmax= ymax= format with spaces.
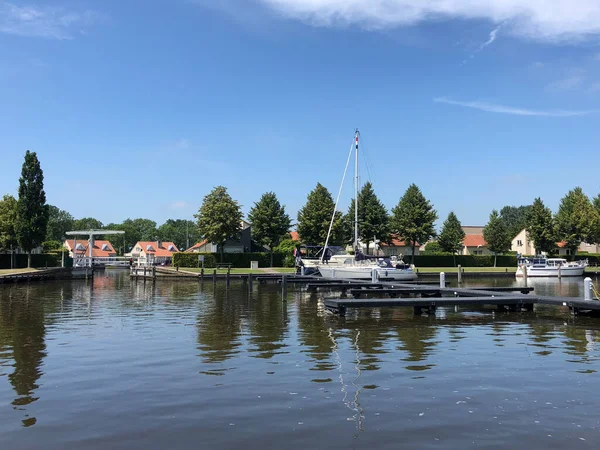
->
xmin=196 ymin=284 xmax=243 ymax=364
xmin=296 ymin=296 xmax=335 ymax=371
xmin=396 ymin=322 xmax=439 ymax=371
xmin=562 ymin=326 xmax=600 ymax=361
xmin=247 ymin=290 xmax=288 ymax=359
xmin=0 ymin=284 xmax=51 ymax=427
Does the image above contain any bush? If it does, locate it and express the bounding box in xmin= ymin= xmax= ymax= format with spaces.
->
xmin=0 ymin=253 xmax=64 ymax=269
xmin=173 ymin=252 xmax=288 ymax=268
xmin=173 ymin=253 xmax=217 ymax=268
xmin=411 ymin=255 xmax=517 ymax=267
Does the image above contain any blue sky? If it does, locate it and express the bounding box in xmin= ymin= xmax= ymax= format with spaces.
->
xmin=1 ymin=0 xmax=599 ymax=229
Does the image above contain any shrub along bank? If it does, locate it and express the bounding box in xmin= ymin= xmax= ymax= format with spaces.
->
xmin=0 ymin=253 xmax=71 ymax=270
xmin=173 ymin=252 xmax=291 ymax=269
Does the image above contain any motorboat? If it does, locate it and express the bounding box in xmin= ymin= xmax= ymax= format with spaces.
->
xmin=516 ymin=256 xmax=586 ymax=278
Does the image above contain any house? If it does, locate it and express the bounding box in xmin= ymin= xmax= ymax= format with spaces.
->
xmin=379 ymin=236 xmax=420 ymax=257
xmin=461 ymin=226 xmax=491 ymax=255
xmin=290 ymin=231 xmax=300 ymax=242
xmin=64 ymin=239 xmax=117 ymax=258
xmin=511 ymin=229 xmax=536 ymax=256
xmin=130 ymin=241 xmax=179 ymax=264
xmin=185 ymin=221 xmax=252 ymax=254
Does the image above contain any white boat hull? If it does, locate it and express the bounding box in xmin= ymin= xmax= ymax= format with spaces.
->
xmin=318 ymin=265 xmax=418 ymax=281
xmin=516 ymin=266 xmax=585 ymax=278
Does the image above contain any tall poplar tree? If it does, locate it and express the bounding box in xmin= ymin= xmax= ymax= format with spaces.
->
xmin=345 ymin=182 xmax=389 ymax=253
xmin=195 ymin=186 xmax=242 ymax=262
xmin=483 ymin=210 xmax=510 ymax=267
xmin=297 ymin=183 xmax=345 ymax=246
xmin=437 ymin=212 xmax=466 ymax=266
xmin=248 ymin=192 xmax=291 ymax=266
xmin=390 ymin=184 xmax=437 ymax=264
xmin=525 ymin=198 xmax=556 ymax=255
xmin=555 ymin=187 xmax=599 ymax=257
xmin=15 ymin=151 xmax=49 ymax=268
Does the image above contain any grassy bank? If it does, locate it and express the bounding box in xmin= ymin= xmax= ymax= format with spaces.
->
xmin=176 ymin=267 xmax=296 ymax=275
xmin=416 ymin=267 xmax=517 ymax=273
xmin=0 ymin=268 xmax=40 ymax=276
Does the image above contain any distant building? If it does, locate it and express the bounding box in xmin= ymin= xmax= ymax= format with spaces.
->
xmin=130 ymin=241 xmax=179 ymax=264
xmin=461 ymin=226 xmax=491 ymax=255
xmin=290 ymin=231 xmax=300 ymax=242
xmin=379 ymin=236 xmax=420 ymax=257
xmin=511 ymin=229 xmax=536 ymax=256
xmin=185 ymin=221 xmax=252 ymax=254
xmin=64 ymin=239 xmax=117 ymax=258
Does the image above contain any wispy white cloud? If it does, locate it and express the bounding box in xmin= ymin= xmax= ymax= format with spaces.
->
xmin=462 ymin=24 xmax=502 ymax=64
xmin=547 ymin=74 xmax=586 ymax=91
xmin=434 ymin=97 xmax=595 ymax=117
xmin=255 ymin=0 xmax=600 ymax=42
xmin=0 ymin=2 xmax=95 ymax=39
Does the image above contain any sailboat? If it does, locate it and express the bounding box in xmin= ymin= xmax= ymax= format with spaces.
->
xmin=317 ymin=130 xmax=418 ymax=281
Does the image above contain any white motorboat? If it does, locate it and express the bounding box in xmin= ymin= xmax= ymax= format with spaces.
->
xmin=315 ymin=129 xmax=418 ymax=281
xmin=516 ymin=257 xmax=587 ymax=278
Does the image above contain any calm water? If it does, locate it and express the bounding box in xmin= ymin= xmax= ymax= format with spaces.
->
xmin=1 ymin=272 xmax=600 ymax=449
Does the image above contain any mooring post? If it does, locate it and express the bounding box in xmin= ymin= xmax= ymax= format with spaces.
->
xmin=300 ymin=266 xmax=305 ymax=276
xmin=152 ymin=266 xmax=156 ymax=281
xmin=281 ymin=275 xmax=288 ymax=300
xmin=212 ymin=269 xmax=217 ymax=285
xmin=440 ymin=272 xmax=445 ymax=289
xmin=371 ymin=269 xmax=378 ymax=284
xmin=226 ymin=267 xmax=231 ymax=288
xmin=558 ymin=265 xmax=562 ymax=280
xmin=457 ymin=265 xmax=462 ymax=285
xmin=522 ymin=264 xmax=528 ymax=287
xmin=584 ymin=277 xmax=593 ymax=301
xmin=248 ymin=273 xmax=253 ymax=293
xmin=200 ymin=268 xmax=204 ymax=283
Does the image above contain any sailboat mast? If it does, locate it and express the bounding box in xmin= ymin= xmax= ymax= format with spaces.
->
xmin=354 ymin=129 xmax=359 ymax=252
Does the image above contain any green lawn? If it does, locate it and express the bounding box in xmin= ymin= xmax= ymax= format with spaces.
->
xmin=416 ymin=267 xmax=517 ymax=273
xmin=0 ymin=268 xmax=40 ymax=276
xmin=176 ymin=267 xmax=295 ymax=275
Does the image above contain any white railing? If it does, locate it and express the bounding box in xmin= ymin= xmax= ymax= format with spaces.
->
xmin=74 ymin=256 xmax=132 ymax=267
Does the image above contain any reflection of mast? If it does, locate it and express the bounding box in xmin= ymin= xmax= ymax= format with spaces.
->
xmin=328 ymin=328 xmax=365 ymax=434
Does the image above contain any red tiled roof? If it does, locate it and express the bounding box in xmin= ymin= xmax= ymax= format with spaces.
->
xmin=463 ymin=235 xmax=487 ymax=247
xmin=65 ymin=239 xmax=116 ymax=258
xmin=557 ymin=241 xmax=567 ymax=248
xmin=134 ymin=241 xmax=179 ymax=257
xmin=290 ymin=231 xmax=300 ymax=241
xmin=185 ymin=240 xmax=208 ymax=252
xmin=380 ymin=236 xmax=418 ymax=247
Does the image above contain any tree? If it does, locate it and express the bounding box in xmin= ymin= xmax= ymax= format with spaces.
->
xmin=248 ymin=192 xmax=291 ymax=267
xmin=483 ymin=210 xmax=511 ymax=267
xmin=437 ymin=212 xmax=466 ymax=266
xmin=73 ymin=217 xmax=103 ymax=230
xmin=499 ymin=205 xmax=533 ymax=240
xmin=525 ymin=198 xmax=556 ymax=255
xmin=46 ymin=206 xmax=74 ymax=242
xmin=15 ymin=151 xmax=49 ymax=268
xmin=157 ymin=219 xmax=201 ymax=251
xmin=104 ymin=218 xmax=159 ymax=254
xmin=345 ymin=182 xmax=389 ymax=253
xmin=390 ymin=184 xmax=437 ymax=264
xmin=555 ymin=187 xmax=600 ymax=257
xmin=594 ymin=194 xmax=600 ymax=243
xmin=195 ymin=186 xmax=242 ymax=262
xmin=0 ymin=194 xmax=18 ymax=252
xmin=297 ymin=183 xmax=346 ymax=246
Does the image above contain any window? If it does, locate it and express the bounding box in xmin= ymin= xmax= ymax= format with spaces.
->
xmin=146 ymin=245 xmax=155 ymax=252
xmin=168 ymin=245 xmax=176 ymax=252
xmin=101 ymin=244 xmax=110 ymax=251
xmin=517 ymin=240 xmax=523 ymax=247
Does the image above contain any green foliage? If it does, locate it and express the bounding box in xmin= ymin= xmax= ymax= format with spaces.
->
xmin=412 ymin=255 xmax=517 ymax=268
xmin=42 ymin=240 xmax=64 ymax=253
xmin=102 ymin=218 xmax=157 ymax=255
xmin=420 ymin=241 xmax=452 ymax=255
xmin=195 ymin=186 xmax=243 ymax=261
xmin=46 ymin=205 xmax=74 ymax=241
xmin=390 ymin=184 xmax=438 ymax=263
xmin=555 ymin=187 xmax=600 ymax=252
xmin=274 ymin=238 xmax=298 ymax=254
xmin=297 ymin=183 xmax=346 ymax=246
xmin=173 ymin=252 xmax=287 ymax=268
xmin=499 ymin=205 xmax=532 ymax=239
xmin=438 ymin=212 xmax=466 ymax=255
xmin=483 ymin=210 xmax=511 ymax=266
xmin=15 ymin=151 xmax=49 ymax=265
xmin=0 ymin=253 xmax=64 ymax=269
xmin=157 ymin=219 xmax=200 ymax=251
xmin=345 ymin=182 xmax=389 ymax=252
xmin=525 ymin=198 xmax=556 ymax=254
xmin=248 ymin=192 xmax=291 ymax=266
xmin=73 ymin=217 xmax=104 ymax=230
xmin=0 ymin=194 xmax=18 ymax=251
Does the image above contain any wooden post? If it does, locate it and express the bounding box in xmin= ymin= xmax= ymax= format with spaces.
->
xmin=457 ymin=265 xmax=462 ymax=285
xmin=200 ymin=268 xmax=204 ymax=284
xmin=522 ymin=264 xmax=528 ymax=287
xmin=226 ymin=267 xmax=231 ymax=288
xmin=152 ymin=266 xmax=156 ymax=281
xmin=248 ymin=273 xmax=253 ymax=293
xmin=281 ymin=275 xmax=288 ymax=300
xmin=212 ymin=269 xmax=217 ymax=285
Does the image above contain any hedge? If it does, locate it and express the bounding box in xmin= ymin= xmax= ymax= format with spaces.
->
xmin=411 ymin=255 xmax=518 ymax=267
xmin=0 ymin=253 xmax=70 ymax=269
xmin=173 ymin=252 xmax=289 ymax=268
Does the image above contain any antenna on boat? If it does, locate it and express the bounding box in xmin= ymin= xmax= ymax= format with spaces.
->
xmin=354 ymin=129 xmax=359 ymax=254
